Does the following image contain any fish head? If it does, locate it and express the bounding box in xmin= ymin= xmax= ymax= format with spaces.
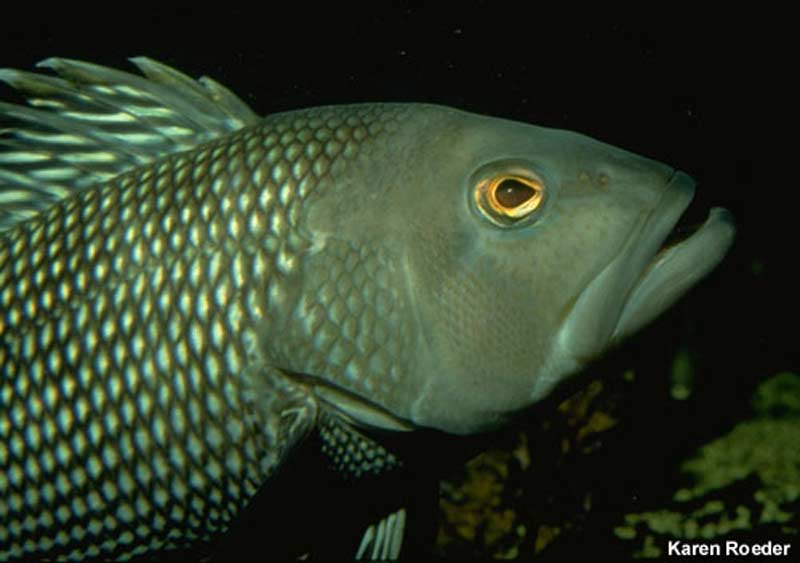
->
xmin=299 ymin=105 xmax=734 ymax=435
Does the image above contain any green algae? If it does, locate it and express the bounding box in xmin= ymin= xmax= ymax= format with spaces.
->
xmin=752 ymin=371 xmax=800 ymax=417
xmin=616 ymin=372 xmax=800 ymax=558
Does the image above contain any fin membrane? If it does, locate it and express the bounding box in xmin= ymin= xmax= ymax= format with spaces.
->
xmin=0 ymin=57 xmax=259 ymax=231
xmin=355 ymin=507 xmax=406 ymax=561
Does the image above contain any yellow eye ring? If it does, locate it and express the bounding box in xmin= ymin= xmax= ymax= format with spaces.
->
xmin=475 ymin=174 xmax=546 ymax=225
xmin=487 ymin=176 xmax=544 ymax=217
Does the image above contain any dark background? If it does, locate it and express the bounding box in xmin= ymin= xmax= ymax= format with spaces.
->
xmin=1 ymin=4 xmax=794 ymax=560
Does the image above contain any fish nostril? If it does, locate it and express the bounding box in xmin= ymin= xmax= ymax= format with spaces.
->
xmin=577 ymin=170 xmax=611 ymax=189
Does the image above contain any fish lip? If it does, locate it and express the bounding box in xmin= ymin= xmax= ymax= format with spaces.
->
xmin=611 ymin=172 xmax=735 ymax=342
xmin=633 ymin=170 xmax=698 ymax=271
xmin=556 ymin=171 xmax=734 ymax=364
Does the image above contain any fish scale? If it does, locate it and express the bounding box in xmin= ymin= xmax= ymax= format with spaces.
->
xmin=0 ymin=101 xmax=405 ymax=560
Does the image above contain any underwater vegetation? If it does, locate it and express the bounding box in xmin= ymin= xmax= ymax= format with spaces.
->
xmin=436 ymin=359 xmax=799 ymax=559
xmin=617 ymin=371 xmax=800 ymax=558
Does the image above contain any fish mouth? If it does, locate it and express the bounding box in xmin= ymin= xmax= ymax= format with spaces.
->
xmin=558 ymin=171 xmax=735 ymax=362
xmin=611 ymin=172 xmax=735 ymax=342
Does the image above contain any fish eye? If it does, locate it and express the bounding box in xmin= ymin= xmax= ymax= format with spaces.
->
xmin=492 ymin=177 xmax=542 ymax=213
xmin=474 ymin=171 xmax=546 ymax=227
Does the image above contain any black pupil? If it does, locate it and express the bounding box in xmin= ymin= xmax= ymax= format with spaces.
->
xmin=496 ymin=179 xmax=535 ymax=208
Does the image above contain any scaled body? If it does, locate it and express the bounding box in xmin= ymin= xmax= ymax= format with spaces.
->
xmin=0 ymin=59 xmax=734 ymax=560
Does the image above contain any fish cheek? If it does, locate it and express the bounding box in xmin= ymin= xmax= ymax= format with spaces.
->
xmin=408 ymin=237 xmax=551 ymax=433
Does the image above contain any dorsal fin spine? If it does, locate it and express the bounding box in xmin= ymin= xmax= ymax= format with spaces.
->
xmin=0 ymin=57 xmax=261 ymax=231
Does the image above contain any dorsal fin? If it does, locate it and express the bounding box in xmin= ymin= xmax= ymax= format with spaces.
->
xmin=0 ymin=57 xmax=260 ymax=231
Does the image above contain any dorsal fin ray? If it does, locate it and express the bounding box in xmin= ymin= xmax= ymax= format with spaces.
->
xmin=0 ymin=57 xmax=260 ymax=231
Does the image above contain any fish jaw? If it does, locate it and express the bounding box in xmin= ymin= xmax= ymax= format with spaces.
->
xmin=554 ymin=171 xmax=735 ymax=367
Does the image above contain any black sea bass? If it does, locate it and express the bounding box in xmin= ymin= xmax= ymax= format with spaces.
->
xmin=0 ymin=58 xmax=734 ymax=561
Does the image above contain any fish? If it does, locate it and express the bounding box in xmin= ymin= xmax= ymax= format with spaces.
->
xmin=0 ymin=57 xmax=735 ymax=561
